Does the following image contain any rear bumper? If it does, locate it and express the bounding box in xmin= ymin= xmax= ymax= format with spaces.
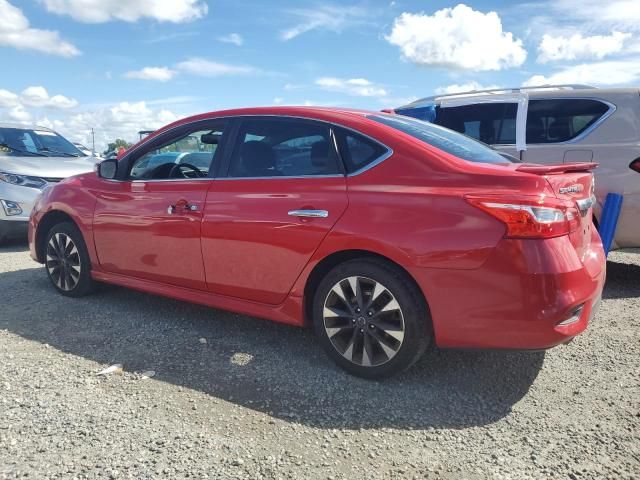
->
xmin=414 ymin=230 xmax=606 ymax=350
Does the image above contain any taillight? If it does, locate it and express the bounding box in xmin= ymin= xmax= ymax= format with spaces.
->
xmin=630 ymin=158 xmax=640 ymax=173
xmin=466 ymin=195 xmax=580 ymax=238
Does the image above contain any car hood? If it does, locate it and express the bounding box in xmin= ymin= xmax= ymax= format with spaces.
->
xmin=0 ymin=155 xmax=99 ymax=178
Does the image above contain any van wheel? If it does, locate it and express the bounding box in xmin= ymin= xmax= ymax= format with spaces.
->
xmin=44 ymin=222 xmax=95 ymax=297
xmin=313 ymin=259 xmax=432 ymax=379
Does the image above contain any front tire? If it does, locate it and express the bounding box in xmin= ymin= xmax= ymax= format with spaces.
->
xmin=44 ymin=222 xmax=95 ymax=297
xmin=313 ymin=258 xmax=432 ymax=379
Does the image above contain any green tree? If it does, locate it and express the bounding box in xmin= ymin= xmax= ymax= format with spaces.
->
xmin=103 ymin=139 xmax=133 ymax=156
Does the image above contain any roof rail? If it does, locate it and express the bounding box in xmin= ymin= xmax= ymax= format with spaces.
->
xmin=400 ymin=84 xmax=596 ymax=108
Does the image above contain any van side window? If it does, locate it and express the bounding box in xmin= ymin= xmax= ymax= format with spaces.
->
xmin=526 ymin=99 xmax=609 ymax=144
xmin=434 ymin=104 xmax=517 ymax=145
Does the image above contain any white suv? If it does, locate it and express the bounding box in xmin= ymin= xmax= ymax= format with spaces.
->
xmin=394 ymin=85 xmax=640 ymax=249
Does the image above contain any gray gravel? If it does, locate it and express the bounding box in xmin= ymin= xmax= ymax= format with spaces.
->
xmin=0 ymin=240 xmax=638 ymax=479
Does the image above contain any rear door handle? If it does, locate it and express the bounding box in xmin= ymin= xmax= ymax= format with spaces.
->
xmin=288 ymin=209 xmax=329 ymax=218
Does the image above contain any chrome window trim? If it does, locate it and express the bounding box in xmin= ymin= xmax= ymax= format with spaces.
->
xmin=130 ymin=177 xmax=214 ymax=183
xmin=121 ymin=114 xmax=394 ymax=180
xmin=220 ymin=174 xmax=345 ymax=181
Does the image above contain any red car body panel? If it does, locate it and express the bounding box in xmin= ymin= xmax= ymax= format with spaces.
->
xmin=29 ymin=106 xmax=606 ymax=350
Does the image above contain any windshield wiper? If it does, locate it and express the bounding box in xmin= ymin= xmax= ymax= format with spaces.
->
xmin=38 ymin=147 xmax=80 ymax=157
xmin=0 ymin=143 xmax=47 ymax=157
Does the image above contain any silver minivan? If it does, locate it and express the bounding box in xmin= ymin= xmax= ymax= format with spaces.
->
xmin=394 ymin=85 xmax=640 ymax=249
xmin=0 ymin=123 xmax=97 ymax=243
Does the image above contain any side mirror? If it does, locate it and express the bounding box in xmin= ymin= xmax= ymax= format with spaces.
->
xmin=98 ymin=159 xmax=118 ymax=179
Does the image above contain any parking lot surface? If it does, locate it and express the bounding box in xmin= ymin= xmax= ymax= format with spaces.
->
xmin=0 ymin=242 xmax=638 ymax=479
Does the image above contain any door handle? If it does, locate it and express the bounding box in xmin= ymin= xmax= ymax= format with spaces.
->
xmin=288 ymin=209 xmax=329 ymax=218
xmin=167 ymin=203 xmax=198 ymax=214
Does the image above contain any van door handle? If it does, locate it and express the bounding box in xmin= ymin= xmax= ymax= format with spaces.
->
xmin=288 ymin=209 xmax=329 ymax=218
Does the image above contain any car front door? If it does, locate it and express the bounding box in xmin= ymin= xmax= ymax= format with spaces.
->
xmin=201 ymin=116 xmax=348 ymax=305
xmin=92 ymin=119 xmax=228 ymax=291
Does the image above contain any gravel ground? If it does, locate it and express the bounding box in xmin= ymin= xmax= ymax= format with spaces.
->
xmin=0 ymin=241 xmax=638 ymax=480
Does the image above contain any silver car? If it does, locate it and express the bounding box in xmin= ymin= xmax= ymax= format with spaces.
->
xmin=0 ymin=123 xmax=97 ymax=243
xmin=395 ymin=85 xmax=640 ymax=249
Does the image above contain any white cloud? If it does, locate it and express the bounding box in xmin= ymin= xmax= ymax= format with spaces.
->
xmin=0 ymin=0 xmax=80 ymax=57
xmin=41 ymin=0 xmax=208 ymax=23
xmin=537 ymin=31 xmax=632 ymax=63
xmin=8 ymin=106 xmax=31 ymax=123
xmin=218 ymin=33 xmax=243 ymax=46
xmin=176 ymin=58 xmax=259 ymax=77
xmin=0 ymin=89 xmax=20 ymax=108
xmin=43 ymin=101 xmax=182 ymax=152
xmin=315 ymin=77 xmax=388 ymax=97
xmin=280 ymin=5 xmax=369 ymax=40
xmin=386 ymin=4 xmax=526 ymax=71
xmin=523 ymin=59 xmax=640 ymax=87
xmin=124 ymin=66 xmax=177 ymax=82
xmin=435 ymin=82 xmax=501 ymax=95
xmin=273 ymin=97 xmax=284 ymax=105
xmin=552 ymin=0 xmax=640 ymax=27
xmin=20 ymin=86 xmax=78 ymax=109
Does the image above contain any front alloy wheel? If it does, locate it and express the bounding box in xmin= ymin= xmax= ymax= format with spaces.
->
xmin=46 ymin=232 xmax=81 ymax=291
xmin=44 ymin=222 xmax=95 ymax=297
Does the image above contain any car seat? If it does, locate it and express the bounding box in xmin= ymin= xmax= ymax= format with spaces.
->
xmin=240 ymin=141 xmax=280 ymax=177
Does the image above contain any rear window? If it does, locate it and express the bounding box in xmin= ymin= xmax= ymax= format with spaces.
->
xmin=369 ymin=114 xmax=512 ymax=164
xmin=526 ymin=99 xmax=610 ymax=143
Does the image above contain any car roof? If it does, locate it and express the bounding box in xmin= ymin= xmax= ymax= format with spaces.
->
xmin=142 ymin=106 xmax=380 ymax=142
xmin=0 ymin=122 xmax=56 ymax=131
xmin=399 ymin=86 xmax=640 ymax=109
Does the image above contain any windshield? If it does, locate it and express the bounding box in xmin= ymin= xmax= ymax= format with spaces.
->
xmin=368 ymin=114 xmax=513 ymax=165
xmin=0 ymin=127 xmax=85 ymax=157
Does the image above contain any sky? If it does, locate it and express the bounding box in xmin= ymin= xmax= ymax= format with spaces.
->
xmin=0 ymin=0 xmax=639 ymax=151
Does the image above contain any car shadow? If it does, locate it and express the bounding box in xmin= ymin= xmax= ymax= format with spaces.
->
xmin=0 ymin=266 xmax=545 ymax=430
xmin=0 ymin=238 xmax=29 ymax=253
xmin=603 ymin=258 xmax=640 ymax=299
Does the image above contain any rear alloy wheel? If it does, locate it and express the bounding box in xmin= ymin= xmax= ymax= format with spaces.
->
xmin=323 ymin=276 xmax=405 ymax=367
xmin=314 ymin=259 xmax=431 ymax=379
xmin=45 ymin=222 xmax=95 ymax=297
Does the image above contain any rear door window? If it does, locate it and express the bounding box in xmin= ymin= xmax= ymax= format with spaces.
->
xmin=526 ymin=99 xmax=610 ymax=144
xmin=434 ymin=103 xmax=517 ymax=144
xmin=335 ymin=129 xmax=388 ymax=173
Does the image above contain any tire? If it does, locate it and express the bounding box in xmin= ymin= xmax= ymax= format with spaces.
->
xmin=44 ymin=222 xmax=96 ymax=297
xmin=313 ymin=258 xmax=432 ymax=379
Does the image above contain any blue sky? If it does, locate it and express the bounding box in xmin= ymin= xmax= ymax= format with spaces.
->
xmin=0 ymin=0 xmax=639 ymax=150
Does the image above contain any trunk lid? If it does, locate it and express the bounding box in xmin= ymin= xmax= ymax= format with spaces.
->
xmin=518 ymin=162 xmax=596 ymax=258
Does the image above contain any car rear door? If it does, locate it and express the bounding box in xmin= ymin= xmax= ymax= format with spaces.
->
xmin=92 ymin=119 xmax=229 ymax=291
xmin=201 ymin=116 xmax=348 ymax=305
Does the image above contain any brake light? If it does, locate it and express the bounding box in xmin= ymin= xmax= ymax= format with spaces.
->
xmin=630 ymin=158 xmax=640 ymax=173
xmin=466 ymin=195 xmax=580 ymax=238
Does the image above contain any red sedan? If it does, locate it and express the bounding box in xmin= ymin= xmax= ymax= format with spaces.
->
xmin=29 ymin=107 xmax=605 ymax=378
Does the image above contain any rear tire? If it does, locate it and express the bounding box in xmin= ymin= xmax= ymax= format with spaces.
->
xmin=313 ymin=258 xmax=432 ymax=379
xmin=44 ymin=222 xmax=96 ymax=297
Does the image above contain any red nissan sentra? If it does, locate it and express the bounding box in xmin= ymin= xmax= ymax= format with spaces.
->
xmin=29 ymin=107 xmax=605 ymax=378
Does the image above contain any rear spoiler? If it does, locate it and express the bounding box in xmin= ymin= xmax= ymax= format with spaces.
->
xmin=516 ymin=162 xmax=598 ymax=174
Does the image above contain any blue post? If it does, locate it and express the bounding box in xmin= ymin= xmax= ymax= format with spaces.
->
xmin=598 ymin=193 xmax=623 ymax=256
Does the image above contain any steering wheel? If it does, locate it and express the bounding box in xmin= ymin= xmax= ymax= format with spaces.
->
xmin=168 ymin=163 xmax=205 ymax=179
